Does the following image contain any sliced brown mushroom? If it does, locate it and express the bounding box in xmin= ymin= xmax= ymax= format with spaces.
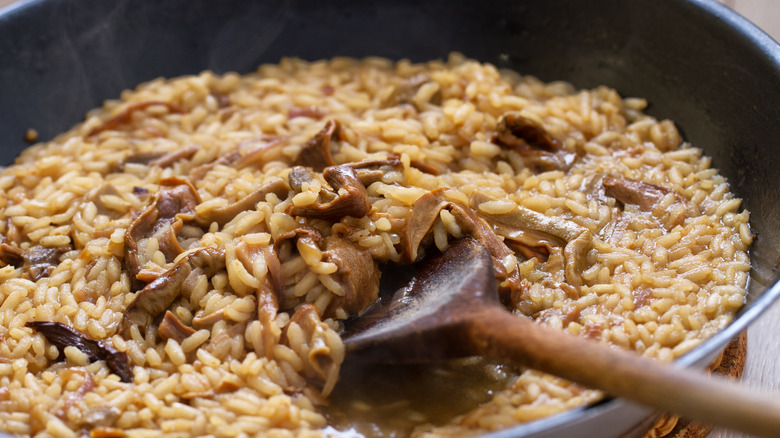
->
xmin=231 ymin=139 xmax=287 ymax=171
xmin=345 ymin=155 xmax=439 ymax=186
xmin=494 ymin=112 xmax=576 ymax=172
xmin=603 ymin=176 xmax=682 ymax=212
xmin=189 ymin=151 xmax=240 ymax=182
xmin=90 ymin=183 xmax=127 ymax=219
xmin=124 ymin=178 xmax=200 ymax=290
xmin=158 ymin=310 xmax=196 ymax=343
xmin=272 ymin=226 xmax=379 ymax=318
xmin=384 ymin=73 xmax=441 ymax=108
xmin=234 ymin=239 xmax=285 ymax=307
xmin=348 ymin=153 xmax=439 ymax=182
xmin=189 ymin=138 xmax=285 ymax=181
xmin=0 ymin=237 xmax=71 ymax=281
xmin=191 ymin=310 xmax=226 ymax=330
xmin=121 ymin=247 xmax=225 ymax=332
xmin=282 ymin=304 xmax=344 ymax=396
xmin=470 ymin=192 xmax=593 ymax=289
xmin=88 ymin=101 xmax=184 ymax=137
xmin=323 ymin=236 xmax=381 ymax=318
xmin=194 ymin=177 xmax=290 ymax=228
xmin=120 ymin=145 xmax=200 ymax=170
xmin=294 ymin=119 xmax=341 ymax=171
xmin=22 ymin=245 xmax=71 ymax=282
xmin=26 ymin=321 xmax=132 ymax=383
xmin=399 ymin=189 xmax=520 ymax=295
xmin=0 ymin=239 xmax=23 ymax=267
xmin=288 ymin=106 xmax=326 ymax=120
xmin=148 ymin=144 xmax=201 ymax=168
xmin=288 ymin=166 xmax=316 ymax=192
xmin=288 ymin=165 xmax=371 ymax=221
xmin=230 ymin=238 xmax=286 ymax=358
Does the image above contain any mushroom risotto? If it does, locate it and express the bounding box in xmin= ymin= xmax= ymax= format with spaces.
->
xmin=0 ymin=54 xmax=752 ymax=437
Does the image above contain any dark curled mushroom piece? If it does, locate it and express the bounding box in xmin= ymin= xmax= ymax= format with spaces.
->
xmin=158 ymin=310 xmax=196 ymax=343
xmin=23 ymin=245 xmax=71 ymax=281
xmin=494 ymin=112 xmax=576 ymax=173
xmin=194 ymin=177 xmax=290 ymax=228
xmin=348 ymin=153 xmax=440 ymax=184
xmin=399 ymin=189 xmax=520 ymax=299
xmin=211 ymin=92 xmax=231 ymax=109
xmin=384 ymin=73 xmax=441 ymax=108
xmin=88 ymin=101 xmax=184 ymax=137
xmin=189 ymin=138 xmax=285 ymax=181
xmin=120 ymin=144 xmax=200 ymax=170
xmin=229 ymin=238 xmax=285 ymax=358
xmin=323 ymin=236 xmax=381 ymax=318
xmin=288 ymin=165 xmax=371 ymax=222
xmin=121 ymin=247 xmax=225 ymax=333
xmin=289 ymin=161 xmax=390 ymax=193
xmin=470 ymin=192 xmax=593 ymax=290
xmin=124 ymin=178 xmax=200 ymax=290
xmin=288 ymin=166 xmax=316 ymax=192
xmin=0 ymin=238 xmax=23 ymax=267
xmin=25 ymin=321 xmax=132 ymax=383
xmin=273 ymin=226 xmax=380 ymax=318
xmin=603 ymin=176 xmax=683 ymax=212
xmin=90 ymin=184 xmax=127 ymax=219
xmin=294 ymin=119 xmax=341 ymax=171
xmin=281 ymin=304 xmax=342 ymax=395
xmin=288 ymin=106 xmax=326 ymax=120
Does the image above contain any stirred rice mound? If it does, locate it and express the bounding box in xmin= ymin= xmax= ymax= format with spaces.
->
xmin=0 ymin=53 xmax=751 ymax=437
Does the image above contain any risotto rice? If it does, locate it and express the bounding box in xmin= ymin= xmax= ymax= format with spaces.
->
xmin=0 ymin=53 xmax=751 ymax=437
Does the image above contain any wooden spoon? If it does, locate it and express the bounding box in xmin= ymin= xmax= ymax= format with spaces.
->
xmin=342 ymin=238 xmax=780 ymax=438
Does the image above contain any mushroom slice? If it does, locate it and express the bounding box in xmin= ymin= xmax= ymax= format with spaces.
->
xmin=148 ymin=144 xmax=201 ymax=168
xmin=399 ymin=189 xmax=519 ymax=291
xmin=189 ymin=138 xmax=285 ymax=181
xmin=470 ymin=192 xmax=593 ymax=288
xmin=288 ymin=106 xmax=326 ymax=120
xmin=194 ymin=177 xmax=290 ymax=228
xmin=288 ymin=165 xmax=371 ymax=221
xmin=282 ymin=304 xmax=344 ymax=397
xmin=323 ymin=236 xmax=381 ymax=318
xmin=121 ymin=144 xmax=200 ymax=170
xmin=229 ymin=237 xmax=286 ymax=358
xmin=22 ymin=245 xmax=71 ymax=282
xmin=272 ymin=226 xmax=379 ymax=318
xmin=384 ymin=73 xmax=441 ymax=108
xmin=26 ymin=321 xmax=132 ymax=383
xmin=346 ymin=153 xmax=439 ymax=185
xmin=88 ymin=101 xmax=184 ymax=137
xmin=603 ymin=176 xmax=682 ymax=212
xmin=494 ymin=112 xmax=576 ymax=172
xmin=288 ymin=166 xmax=316 ymax=192
xmin=0 ymin=240 xmax=22 ymax=267
xmin=124 ymin=178 xmax=200 ymax=290
xmin=125 ymin=178 xmax=200 ymax=290
xmin=294 ymin=119 xmax=341 ymax=171
xmin=90 ymin=183 xmax=128 ymax=218
xmin=121 ymin=247 xmax=225 ymax=332
xmin=158 ymin=310 xmax=196 ymax=343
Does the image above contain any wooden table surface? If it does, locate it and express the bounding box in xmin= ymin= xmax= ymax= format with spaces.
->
xmin=0 ymin=0 xmax=778 ymax=437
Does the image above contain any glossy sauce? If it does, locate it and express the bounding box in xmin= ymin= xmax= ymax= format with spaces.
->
xmin=324 ymin=358 xmax=520 ymax=437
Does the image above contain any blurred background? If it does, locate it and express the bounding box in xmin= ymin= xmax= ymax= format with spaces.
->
xmin=1 ymin=0 xmax=778 ymax=40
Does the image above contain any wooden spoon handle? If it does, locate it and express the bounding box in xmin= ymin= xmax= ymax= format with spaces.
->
xmin=468 ymin=308 xmax=780 ymax=438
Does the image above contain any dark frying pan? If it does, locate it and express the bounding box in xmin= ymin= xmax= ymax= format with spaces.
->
xmin=1 ymin=0 xmax=779 ymax=437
